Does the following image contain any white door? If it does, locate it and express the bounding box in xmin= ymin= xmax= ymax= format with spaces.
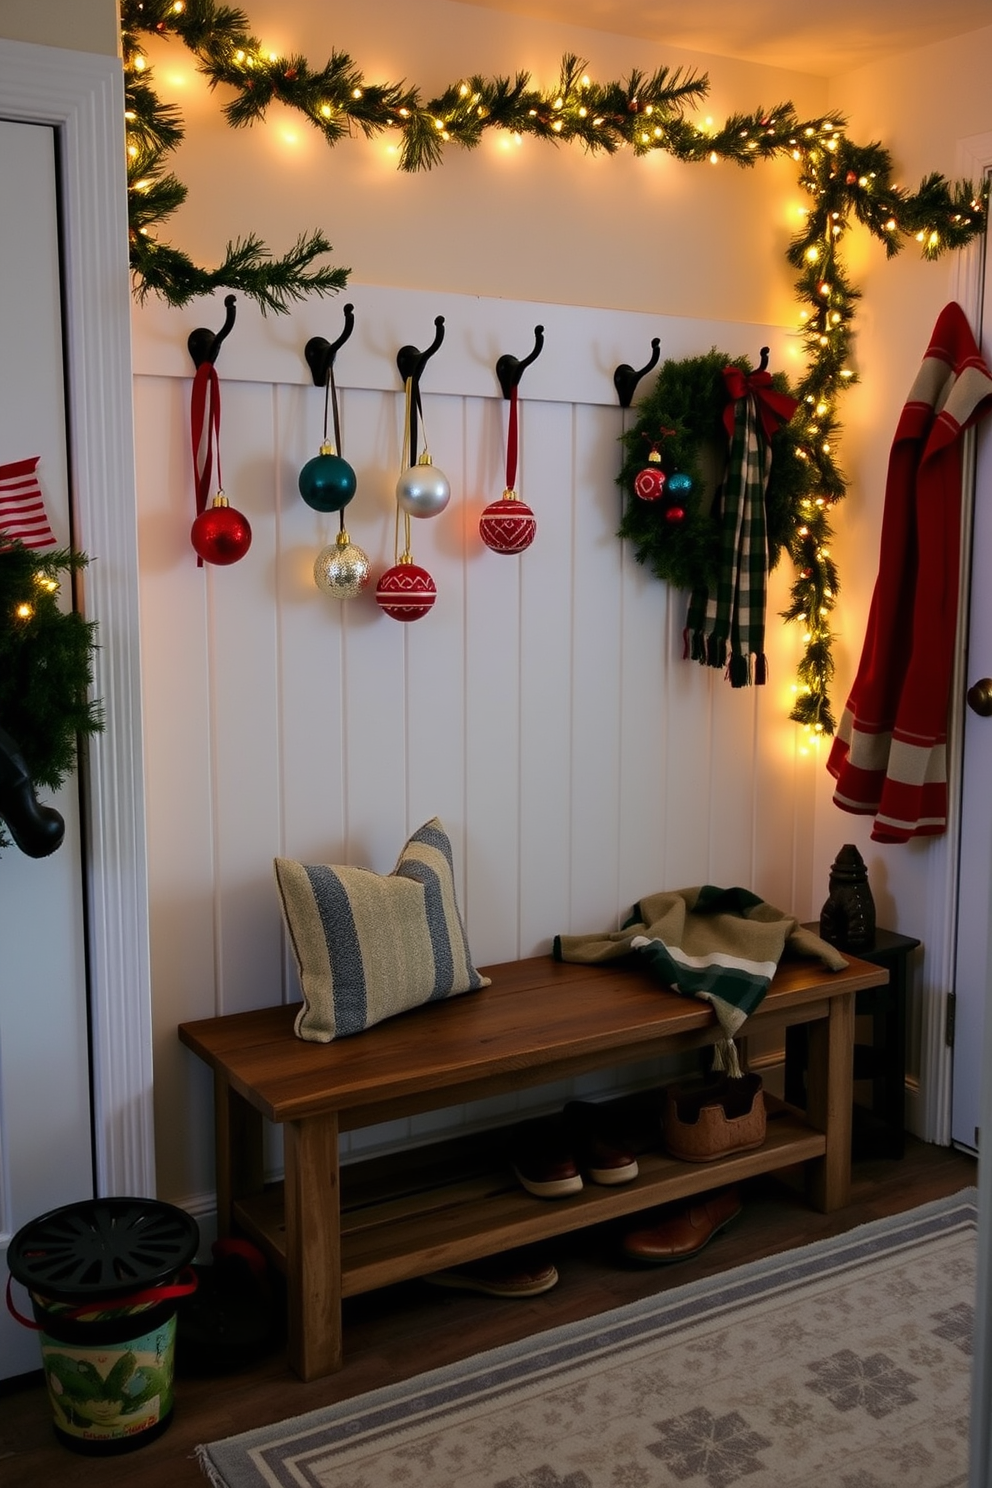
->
xmin=0 ymin=118 xmax=94 ymax=1379
xmin=951 ymin=173 xmax=992 ymax=1155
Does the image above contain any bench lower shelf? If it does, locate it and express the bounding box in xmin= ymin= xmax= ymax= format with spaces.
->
xmin=234 ymin=1101 xmax=823 ymax=1298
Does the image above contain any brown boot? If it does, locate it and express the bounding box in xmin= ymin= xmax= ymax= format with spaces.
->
xmin=621 ymin=1186 xmax=742 ymax=1264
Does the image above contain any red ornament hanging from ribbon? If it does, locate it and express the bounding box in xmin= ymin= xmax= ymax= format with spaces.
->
xmin=479 ymin=384 xmax=537 ymax=555
xmin=188 ymin=360 xmax=252 ymax=567
xmin=376 ymin=377 xmax=438 ymax=621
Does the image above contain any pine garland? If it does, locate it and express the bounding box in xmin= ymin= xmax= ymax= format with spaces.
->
xmin=118 ymin=0 xmax=990 ymax=734
xmin=0 ymin=542 xmax=103 ymax=852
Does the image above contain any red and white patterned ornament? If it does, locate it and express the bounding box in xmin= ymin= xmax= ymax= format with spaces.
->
xmin=634 ymin=451 xmax=666 ymax=502
xmin=375 ymin=558 xmax=437 ymax=622
xmin=479 ymin=487 xmax=537 ymax=555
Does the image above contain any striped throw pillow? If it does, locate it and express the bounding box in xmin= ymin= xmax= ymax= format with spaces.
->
xmin=274 ymin=818 xmax=490 ymax=1042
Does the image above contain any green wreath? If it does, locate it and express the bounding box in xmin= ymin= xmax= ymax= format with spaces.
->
xmin=0 ymin=541 xmax=103 ymax=853
xmin=618 ymin=348 xmax=815 ymax=595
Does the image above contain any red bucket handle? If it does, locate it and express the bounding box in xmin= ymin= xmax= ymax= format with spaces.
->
xmin=6 ymin=1266 xmax=198 ymax=1330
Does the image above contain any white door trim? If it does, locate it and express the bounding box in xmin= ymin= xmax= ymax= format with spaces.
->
xmin=0 ymin=38 xmax=155 ymax=1198
xmin=951 ymin=128 xmax=992 ymax=1488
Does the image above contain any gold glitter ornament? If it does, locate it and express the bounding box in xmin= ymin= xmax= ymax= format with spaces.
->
xmin=314 ymin=530 xmax=371 ymax=600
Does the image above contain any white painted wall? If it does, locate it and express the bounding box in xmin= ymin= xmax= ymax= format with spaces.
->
xmin=130 ymin=2 xmax=834 ymax=1213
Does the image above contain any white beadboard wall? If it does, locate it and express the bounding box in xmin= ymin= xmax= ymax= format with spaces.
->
xmin=132 ymin=284 xmax=820 ymax=1211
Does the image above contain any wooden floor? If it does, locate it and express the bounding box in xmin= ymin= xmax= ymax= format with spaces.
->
xmin=0 ymin=1137 xmax=976 ymax=1488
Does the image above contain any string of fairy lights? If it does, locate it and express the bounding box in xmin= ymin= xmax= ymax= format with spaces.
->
xmin=118 ymin=0 xmax=989 ymax=737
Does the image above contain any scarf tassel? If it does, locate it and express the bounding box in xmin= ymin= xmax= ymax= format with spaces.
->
xmin=711 ymin=1038 xmax=743 ymax=1079
xmin=706 ymin=635 xmax=726 ymax=670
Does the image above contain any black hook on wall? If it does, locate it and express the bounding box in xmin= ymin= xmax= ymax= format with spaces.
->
xmin=187 ymin=294 xmax=237 ymax=369
xmin=396 ymin=315 xmax=446 ymax=392
xmin=613 ymin=337 xmax=661 ymax=409
xmin=757 ymin=346 xmax=770 ymax=372
xmin=396 ymin=316 xmax=445 ymax=465
xmin=496 ymin=326 xmax=545 ymax=400
xmin=304 ymin=303 xmax=356 ymax=387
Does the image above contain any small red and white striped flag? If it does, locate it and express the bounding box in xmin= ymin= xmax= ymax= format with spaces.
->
xmin=0 ymin=456 xmax=57 ymax=550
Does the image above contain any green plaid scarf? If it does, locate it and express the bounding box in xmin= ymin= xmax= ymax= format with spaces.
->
xmin=686 ymin=388 xmax=769 ymax=686
xmin=685 ymin=365 xmax=797 ymax=687
xmin=555 ymin=886 xmax=847 ymax=1076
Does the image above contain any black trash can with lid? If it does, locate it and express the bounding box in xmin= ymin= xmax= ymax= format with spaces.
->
xmin=6 ymin=1197 xmax=199 ymax=1454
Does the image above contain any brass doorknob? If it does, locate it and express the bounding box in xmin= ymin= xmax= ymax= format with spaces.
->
xmin=966 ymin=678 xmax=992 ymax=716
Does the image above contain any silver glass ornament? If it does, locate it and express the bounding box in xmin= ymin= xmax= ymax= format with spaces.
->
xmin=314 ymin=530 xmax=372 ymax=600
xmin=396 ymin=450 xmax=450 ymax=518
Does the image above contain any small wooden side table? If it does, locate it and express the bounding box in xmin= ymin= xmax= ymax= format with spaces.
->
xmin=786 ymin=927 xmax=921 ymax=1160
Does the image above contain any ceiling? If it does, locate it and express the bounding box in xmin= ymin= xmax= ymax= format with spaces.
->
xmin=453 ymin=0 xmax=992 ymax=77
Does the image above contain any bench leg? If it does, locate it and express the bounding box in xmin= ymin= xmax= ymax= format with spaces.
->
xmin=804 ymin=991 xmax=854 ymax=1212
xmin=284 ymin=1112 xmax=342 ymax=1380
xmin=214 ymin=1073 xmax=264 ymax=1238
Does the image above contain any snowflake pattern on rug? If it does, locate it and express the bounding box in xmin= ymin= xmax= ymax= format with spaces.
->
xmin=204 ymin=1197 xmax=977 ymax=1488
xmin=804 ymin=1348 xmax=920 ymax=1418
xmin=494 ymin=1468 xmax=592 ymax=1488
xmin=931 ymin=1301 xmax=974 ymax=1355
xmin=646 ymin=1405 xmax=772 ymax=1487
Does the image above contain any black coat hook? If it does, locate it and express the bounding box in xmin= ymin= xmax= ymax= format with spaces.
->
xmin=613 ymin=337 xmax=661 ymax=409
xmin=496 ymin=326 xmax=544 ymax=400
xmin=758 ymin=346 xmax=770 ymax=373
xmin=187 ymin=294 xmax=237 ymax=369
xmin=396 ymin=316 xmax=446 ymax=391
xmin=304 ymin=303 xmax=356 ymax=387
xmin=396 ymin=316 xmax=445 ymax=466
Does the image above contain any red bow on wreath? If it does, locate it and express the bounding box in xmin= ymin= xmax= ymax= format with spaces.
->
xmin=721 ymin=366 xmax=798 ymax=444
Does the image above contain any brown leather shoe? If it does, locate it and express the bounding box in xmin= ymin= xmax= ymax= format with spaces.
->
xmin=509 ymin=1118 xmax=583 ymax=1198
xmin=423 ymin=1249 xmax=559 ymax=1297
xmin=564 ymin=1101 xmax=639 ymax=1186
xmin=621 ymin=1186 xmax=743 ymax=1264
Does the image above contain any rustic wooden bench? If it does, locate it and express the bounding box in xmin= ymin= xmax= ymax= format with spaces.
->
xmin=179 ymin=950 xmax=886 ymax=1381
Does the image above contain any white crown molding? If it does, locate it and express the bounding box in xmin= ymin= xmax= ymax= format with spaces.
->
xmin=0 ymin=39 xmax=155 ymax=1197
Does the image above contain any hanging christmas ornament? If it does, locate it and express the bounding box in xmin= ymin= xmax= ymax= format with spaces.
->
xmin=305 ymin=345 xmax=371 ymax=598
xmin=663 ymin=470 xmax=693 ymax=525
xmin=375 ymin=556 xmax=437 ymax=621
xmin=480 ymin=383 xmax=536 ymax=555
xmin=189 ymin=356 xmax=251 ymax=567
xmin=299 ymin=350 xmax=359 ymax=512
xmin=314 ymin=529 xmax=371 ymax=600
xmin=396 ymin=449 xmax=450 ymax=518
xmin=377 ymin=375 xmax=439 ymax=621
xmin=479 ymin=489 xmax=537 ymax=554
xmin=298 ymin=442 xmax=357 ymax=512
xmin=191 ymin=491 xmax=252 ymax=565
xmin=634 ymin=448 xmax=667 ymax=502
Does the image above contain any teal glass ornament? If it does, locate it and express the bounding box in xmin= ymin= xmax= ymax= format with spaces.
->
xmin=298 ymin=442 xmax=357 ymax=513
xmin=666 ymin=471 xmax=693 ymax=500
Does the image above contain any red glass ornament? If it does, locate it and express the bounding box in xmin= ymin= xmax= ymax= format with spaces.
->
xmin=190 ymin=495 xmax=252 ymax=565
xmin=375 ymin=561 xmax=437 ymax=621
xmin=479 ymin=490 xmax=537 ymax=555
xmin=634 ymin=462 xmax=666 ymax=502
xmin=664 ymin=506 xmax=686 ymax=524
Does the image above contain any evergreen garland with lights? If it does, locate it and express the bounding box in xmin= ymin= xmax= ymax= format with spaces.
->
xmin=118 ymin=0 xmax=990 ymax=734
xmin=0 ymin=542 xmax=103 ymax=852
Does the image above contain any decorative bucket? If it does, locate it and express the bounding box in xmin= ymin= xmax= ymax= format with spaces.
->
xmin=6 ymin=1197 xmax=199 ymax=1455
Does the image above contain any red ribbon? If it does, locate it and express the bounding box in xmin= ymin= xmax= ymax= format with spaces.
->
xmin=505 ymin=384 xmax=518 ymax=492
xmin=190 ymin=362 xmax=222 ymax=568
xmin=722 ymin=366 xmax=798 ymax=444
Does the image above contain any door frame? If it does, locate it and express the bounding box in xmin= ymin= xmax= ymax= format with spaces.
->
xmin=0 ymin=38 xmax=155 ymax=1197
xmin=952 ymin=129 xmax=992 ymax=1488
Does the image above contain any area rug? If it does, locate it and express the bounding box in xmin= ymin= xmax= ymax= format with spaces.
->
xmin=198 ymin=1189 xmax=976 ymax=1488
